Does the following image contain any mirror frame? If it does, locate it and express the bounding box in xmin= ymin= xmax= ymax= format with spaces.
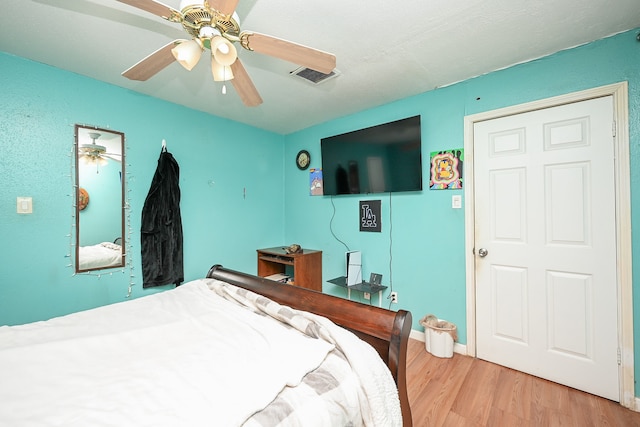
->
xmin=74 ymin=124 xmax=126 ymax=273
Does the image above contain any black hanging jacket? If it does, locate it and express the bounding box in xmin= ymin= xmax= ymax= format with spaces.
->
xmin=141 ymin=148 xmax=183 ymax=288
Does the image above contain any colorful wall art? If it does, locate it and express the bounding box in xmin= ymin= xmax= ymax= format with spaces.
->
xmin=309 ymin=168 xmax=324 ymax=195
xmin=430 ymin=149 xmax=463 ymax=190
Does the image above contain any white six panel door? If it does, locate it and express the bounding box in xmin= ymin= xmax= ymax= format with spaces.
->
xmin=474 ymin=96 xmax=619 ymax=400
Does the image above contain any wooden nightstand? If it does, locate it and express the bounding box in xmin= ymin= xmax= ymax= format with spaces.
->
xmin=257 ymin=247 xmax=322 ymax=292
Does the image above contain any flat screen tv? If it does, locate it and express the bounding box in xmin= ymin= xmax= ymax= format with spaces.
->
xmin=320 ymin=115 xmax=422 ymax=195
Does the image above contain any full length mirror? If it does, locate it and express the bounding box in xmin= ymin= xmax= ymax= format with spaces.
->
xmin=75 ymin=125 xmax=125 ymax=272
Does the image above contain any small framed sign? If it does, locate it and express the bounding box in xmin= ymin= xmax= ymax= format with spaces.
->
xmin=360 ymin=200 xmax=381 ymax=232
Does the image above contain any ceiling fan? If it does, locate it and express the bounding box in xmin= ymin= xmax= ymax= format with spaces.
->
xmin=117 ymin=0 xmax=337 ymax=107
xmin=79 ymin=133 xmax=121 ymax=168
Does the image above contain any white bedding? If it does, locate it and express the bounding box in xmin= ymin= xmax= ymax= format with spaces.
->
xmin=207 ymin=279 xmax=402 ymax=427
xmin=0 ymin=279 xmax=401 ymax=427
xmin=78 ymin=242 xmax=122 ymax=269
xmin=0 ymin=280 xmax=333 ymax=426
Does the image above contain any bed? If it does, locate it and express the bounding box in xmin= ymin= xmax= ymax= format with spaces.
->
xmin=0 ymin=265 xmax=412 ymax=426
xmin=78 ymin=241 xmax=123 ymax=270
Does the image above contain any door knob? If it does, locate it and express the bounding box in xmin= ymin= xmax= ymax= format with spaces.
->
xmin=478 ymin=248 xmax=488 ymax=257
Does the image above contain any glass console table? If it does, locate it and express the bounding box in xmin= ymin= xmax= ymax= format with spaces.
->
xmin=328 ymin=276 xmax=388 ymax=307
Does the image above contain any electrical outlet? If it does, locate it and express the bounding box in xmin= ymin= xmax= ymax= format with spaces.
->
xmin=363 ymin=292 xmax=371 ymax=300
xmin=390 ymin=291 xmax=398 ymax=304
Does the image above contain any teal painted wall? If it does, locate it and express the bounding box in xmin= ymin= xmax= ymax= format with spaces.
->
xmin=0 ymin=52 xmax=285 ymax=326
xmin=284 ymin=29 xmax=640 ymax=392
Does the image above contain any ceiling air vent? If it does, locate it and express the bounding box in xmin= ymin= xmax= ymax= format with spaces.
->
xmin=290 ymin=67 xmax=340 ymax=85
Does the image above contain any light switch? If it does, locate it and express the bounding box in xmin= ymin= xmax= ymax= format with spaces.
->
xmin=452 ymin=195 xmax=462 ymax=209
xmin=17 ymin=197 xmax=33 ymax=214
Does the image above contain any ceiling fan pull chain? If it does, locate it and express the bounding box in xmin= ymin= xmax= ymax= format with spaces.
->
xmin=222 ymin=66 xmax=227 ymax=94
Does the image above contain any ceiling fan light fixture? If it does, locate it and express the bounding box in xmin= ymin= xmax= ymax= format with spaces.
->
xmin=171 ymin=38 xmax=204 ymax=71
xmin=80 ymin=143 xmax=107 ymax=153
xmin=80 ymin=132 xmax=107 ymax=155
xmin=120 ymin=0 xmax=334 ymax=109
xmin=81 ymin=152 xmax=109 ymax=167
xmin=211 ymin=36 xmax=237 ymax=66
xmin=199 ymin=26 xmax=219 ymax=40
xmin=211 ymin=56 xmax=234 ymax=81
xmin=216 ymin=40 xmax=229 ymax=54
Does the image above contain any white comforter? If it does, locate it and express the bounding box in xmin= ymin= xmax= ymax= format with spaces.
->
xmin=78 ymin=242 xmax=122 ymax=269
xmin=0 ymin=279 xmax=401 ymax=426
xmin=0 ymin=281 xmax=333 ymax=426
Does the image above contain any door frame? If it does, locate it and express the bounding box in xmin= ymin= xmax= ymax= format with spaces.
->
xmin=463 ymin=82 xmax=634 ymax=409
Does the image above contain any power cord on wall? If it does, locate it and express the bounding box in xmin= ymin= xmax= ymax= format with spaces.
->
xmin=387 ymin=191 xmax=394 ymax=309
xmin=330 ymin=195 xmax=350 ymax=253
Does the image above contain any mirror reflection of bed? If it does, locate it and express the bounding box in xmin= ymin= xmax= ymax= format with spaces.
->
xmin=75 ymin=125 xmax=125 ymax=272
xmin=78 ymin=241 xmax=123 ymax=270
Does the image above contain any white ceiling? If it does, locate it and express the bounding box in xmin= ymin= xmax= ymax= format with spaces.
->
xmin=1 ymin=0 xmax=638 ymax=134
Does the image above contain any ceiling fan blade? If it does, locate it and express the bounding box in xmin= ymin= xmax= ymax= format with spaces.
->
xmin=122 ymin=41 xmax=177 ymax=81
xmin=104 ymin=154 xmax=123 ymax=162
xmin=230 ymin=59 xmax=263 ymax=107
xmin=241 ymin=32 xmax=336 ymax=74
xmin=116 ymin=0 xmax=180 ymax=20
xmin=207 ymin=0 xmax=240 ymax=16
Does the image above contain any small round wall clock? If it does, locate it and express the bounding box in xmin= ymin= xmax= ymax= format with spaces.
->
xmin=296 ymin=150 xmax=311 ymax=170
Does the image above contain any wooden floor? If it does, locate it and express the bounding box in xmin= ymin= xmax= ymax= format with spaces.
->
xmin=405 ymin=339 xmax=640 ymax=426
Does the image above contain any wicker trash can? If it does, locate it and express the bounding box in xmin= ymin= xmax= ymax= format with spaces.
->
xmin=420 ymin=314 xmax=457 ymax=358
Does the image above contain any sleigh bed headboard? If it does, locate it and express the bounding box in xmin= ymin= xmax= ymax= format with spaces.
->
xmin=206 ymin=264 xmax=413 ymax=426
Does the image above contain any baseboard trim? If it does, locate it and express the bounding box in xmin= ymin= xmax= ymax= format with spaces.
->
xmin=410 ymin=328 xmax=467 ymax=355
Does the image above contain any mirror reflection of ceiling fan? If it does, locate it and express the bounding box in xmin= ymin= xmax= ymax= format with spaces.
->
xmin=79 ymin=132 xmax=121 ymax=168
xmin=117 ymin=0 xmax=337 ymax=107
